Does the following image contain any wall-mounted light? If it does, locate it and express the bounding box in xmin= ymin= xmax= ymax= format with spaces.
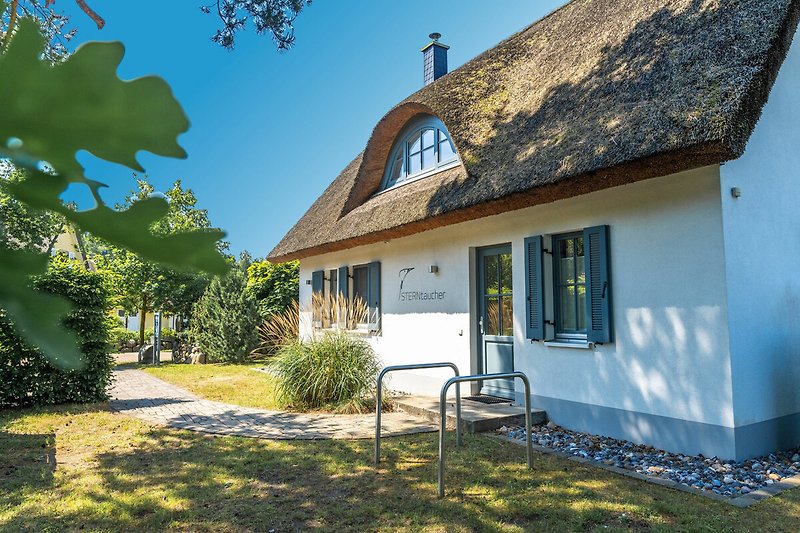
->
xmin=731 ymin=187 xmax=742 ymax=199
xmin=305 ymin=279 xmax=312 ymax=285
xmin=429 ymin=265 xmax=439 ymax=274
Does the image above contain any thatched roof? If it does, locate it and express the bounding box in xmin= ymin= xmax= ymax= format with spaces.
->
xmin=269 ymin=0 xmax=800 ymax=262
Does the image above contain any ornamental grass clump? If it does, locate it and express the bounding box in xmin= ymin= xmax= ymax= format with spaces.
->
xmin=271 ymin=332 xmax=380 ymax=413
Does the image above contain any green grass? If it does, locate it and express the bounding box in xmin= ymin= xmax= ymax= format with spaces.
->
xmin=140 ymin=362 xmax=280 ymax=411
xmin=2 ymin=404 xmax=800 ymax=531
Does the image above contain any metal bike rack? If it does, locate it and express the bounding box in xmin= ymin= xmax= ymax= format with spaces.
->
xmin=438 ymin=371 xmax=533 ymax=498
xmin=375 ymin=363 xmax=461 ymax=465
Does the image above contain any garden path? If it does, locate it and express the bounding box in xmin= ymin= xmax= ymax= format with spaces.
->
xmin=110 ymin=367 xmax=437 ymax=439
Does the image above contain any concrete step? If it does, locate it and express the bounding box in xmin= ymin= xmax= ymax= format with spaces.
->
xmin=393 ymin=395 xmax=547 ymax=433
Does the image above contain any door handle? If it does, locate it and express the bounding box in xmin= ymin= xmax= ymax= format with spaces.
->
xmin=479 ymin=316 xmax=485 ymax=335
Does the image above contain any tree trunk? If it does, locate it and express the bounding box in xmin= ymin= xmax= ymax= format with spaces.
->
xmin=139 ymin=294 xmax=148 ymax=346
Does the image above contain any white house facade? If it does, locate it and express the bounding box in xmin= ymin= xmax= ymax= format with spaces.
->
xmin=270 ymin=0 xmax=800 ymax=460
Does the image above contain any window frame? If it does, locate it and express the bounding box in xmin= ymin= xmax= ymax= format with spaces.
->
xmin=376 ymin=115 xmax=459 ymax=194
xmin=351 ymin=264 xmax=370 ymax=330
xmin=551 ymin=232 xmax=588 ymax=341
xmin=312 ymin=263 xmax=381 ymax=334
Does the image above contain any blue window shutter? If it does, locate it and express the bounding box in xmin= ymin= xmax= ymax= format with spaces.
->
xmin=524 ymin=236 xmax=545 ymax=340
xmin=311 ymin=270 xmax=324 ymax=297
xmin=368 ymin=261 xmax=381 ymax=331
xmin=584 ymin=225 xmax=613 ymax=343
xmin=338 ymin=266 xmax=349 ymax=298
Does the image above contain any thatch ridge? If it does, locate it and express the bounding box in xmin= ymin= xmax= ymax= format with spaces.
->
xmin=269 ymin=0 xmax=800 ymax=262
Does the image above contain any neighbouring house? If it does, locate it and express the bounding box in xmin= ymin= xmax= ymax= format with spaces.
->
xmin=51 ymin=226 xmax=93 ymax=269
xmin=114 ymin=309 xmax=178 ymax=336
xmin=268 ymin=0 xmax=800 ymax=461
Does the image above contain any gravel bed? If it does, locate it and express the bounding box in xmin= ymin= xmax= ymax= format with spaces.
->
xmin=502 ymin=424 xmax=800 ymax=497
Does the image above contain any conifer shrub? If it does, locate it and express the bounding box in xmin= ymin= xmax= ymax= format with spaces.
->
xmin=271 ymin=331 xmax=380 ymax=412
xmin=0 ymin=256 xmax=114 ymax=407
xmin=190 ymin=265 xmax=260 ymax=363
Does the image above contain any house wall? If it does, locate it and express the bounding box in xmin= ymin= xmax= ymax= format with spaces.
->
xmin=121 ymin=312 xmax=178 ymax=334
xmin=52 ymin=231 xmax=81 ymax=260
xmin=300 ymin=164 xmax=737 ymax=458
xmin=720 ymin=34 xmax=800 ymax=458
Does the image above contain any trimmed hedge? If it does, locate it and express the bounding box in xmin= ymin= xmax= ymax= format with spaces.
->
xmin=0 ymin=256 xmax=114 ymax=407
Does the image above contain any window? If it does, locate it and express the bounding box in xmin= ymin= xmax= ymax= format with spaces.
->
xmin=352 ymin=265 xmax=369 ymax=312
xmin=328 ymin=269 xmax=338 ymax=297
xmin=310 ymin=262 xmax=381 ymax=333
xmin=380 ymin=116 xmax=459 ymax=191
xmin=525 ymin=226 xmax=612 ymax=344
xmin=553 ymin=233 xmax=586 ymax=338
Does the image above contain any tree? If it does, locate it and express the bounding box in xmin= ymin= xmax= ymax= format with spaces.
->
xmin=201 ymin=0 xmax=311 ymax=50
xmin=1 ymin=0 xmax=312 ymax=55
xmin=0 ymin=18 xmax=228 ymax=368
xmin=0 ymin=166 xmax=65 ymax=252
xmin=190 ymin=255 xmax=260 ymax=362
xmin=89 ymin=177 xmax=222 ymax=345
xmin=0 ymin=0 xmax=78 ymax=60
xmin=247 ymin=258 xmax=299 ymax=320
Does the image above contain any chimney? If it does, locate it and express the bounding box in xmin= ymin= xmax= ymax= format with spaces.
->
xmin=422 ymin=33 xmax=449 ymax=86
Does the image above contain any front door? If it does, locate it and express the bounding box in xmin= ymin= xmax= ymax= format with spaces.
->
xmin=477 ymin=245 xmax=515 ymax=398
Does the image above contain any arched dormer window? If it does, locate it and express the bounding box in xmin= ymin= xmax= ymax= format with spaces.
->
xmin=379 ymin=115 xmax=459 ymax=192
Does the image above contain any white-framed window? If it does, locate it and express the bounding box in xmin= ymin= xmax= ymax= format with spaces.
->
xmin=379 ymin=115 xmax=459 ymax=192
xmin=552 ymin=232 xmax=586 ymax=340
xmin=525 ymin=226 xmax=613 ymax=344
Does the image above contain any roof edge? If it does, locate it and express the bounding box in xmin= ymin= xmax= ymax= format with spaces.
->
xmin=724 ymin=0 xmax=800 ymax=156
xmin=267 ymin=140 xmax=733 ymax=263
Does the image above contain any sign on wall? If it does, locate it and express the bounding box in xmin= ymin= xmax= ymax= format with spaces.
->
xmin=397 ymin=267 xmax=447 ymax=303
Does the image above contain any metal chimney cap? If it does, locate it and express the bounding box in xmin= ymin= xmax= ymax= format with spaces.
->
xmin=429 ymin=32 xmax=442 ymax=41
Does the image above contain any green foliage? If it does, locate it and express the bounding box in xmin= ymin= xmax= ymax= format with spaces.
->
xmin=202 ymin=0 xmax=312 ymax=50
xmin=271 ymin=332 xmax=380 ymax=412
xmin=0 ymin=19 xmax=187 ymax=179
xmin=144 ymin=327 xmax=178 ymax=340
xmin=0 ymin=254 xmax=114 ymax=407
xmin=247 ymin=259 xmax=299 ymax=320
xmin=0 ymin=0 xmax=76 ymax=61
xmin=191 ymin=261 xmax=260 ymax=363
xmin=0 ymin=167 xmax=64 ymax=251
xmin=0 ymin=19 xmax=228 ymax=367
xmin=108 ymin=322 xmax=138 ymax=349
xmin=89 ymin=177 xmax=218 ymax=345
xmin=0 ymin=247 xmax=78 ymax=368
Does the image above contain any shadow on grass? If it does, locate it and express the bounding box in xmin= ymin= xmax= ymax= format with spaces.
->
xmin=2 ymin=404 xmax=800 ymax=531
xmin=0 ymin=431 xmax=56 ymax=512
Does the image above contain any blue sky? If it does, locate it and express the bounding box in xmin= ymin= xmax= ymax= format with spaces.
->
xmin=59 ymin=1 xmax=564 ymax=258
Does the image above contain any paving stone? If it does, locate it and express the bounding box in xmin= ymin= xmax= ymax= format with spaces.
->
xmin=109 ymin=368 xmax=436 ymax=440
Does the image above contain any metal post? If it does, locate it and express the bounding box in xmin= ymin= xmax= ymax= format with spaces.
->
xmin=375 ymin=363 xmax=461 ymax=465
xmin=153 ymin=310 xmax=161 ymax=365
xmin=438 ymin=372 xmax=533 ymax=498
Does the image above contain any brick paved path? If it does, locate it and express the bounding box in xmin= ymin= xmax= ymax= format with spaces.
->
xmin=110 ymin=367 xmax=436 ymax=439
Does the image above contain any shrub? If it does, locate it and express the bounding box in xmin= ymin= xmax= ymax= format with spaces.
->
xmin=0 ymin=256 xmax=114 ymax=407
xmin=190 ymin=262 xmax=260 ymax=363
xmin=252 ymin=299 xmax=300 ymax=359
xmin=252 ymin=294 xmax=369 ymax=358
xmin=108 ymin=322 xmax=138 ymax=349
xmin=246 ymin=259 xmax=299 ymax=321
xmin=144 ymin=326 xmax=178 ymax=340
xmin=271 ymin=332 xmax=380 ymax=412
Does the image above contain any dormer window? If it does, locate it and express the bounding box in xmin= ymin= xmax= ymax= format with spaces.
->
xmin=380 ymin=115 xmax=459 ymax=192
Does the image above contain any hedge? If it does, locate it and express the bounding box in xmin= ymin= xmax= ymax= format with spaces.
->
xmin=0 ymin=256 xmax=114 ymax=407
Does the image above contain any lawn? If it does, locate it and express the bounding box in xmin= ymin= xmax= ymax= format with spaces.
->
xmin=140 ymin=362 xmax=281 ymax=410
xmin=3 ymin=404 xmax=800 ymax=531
